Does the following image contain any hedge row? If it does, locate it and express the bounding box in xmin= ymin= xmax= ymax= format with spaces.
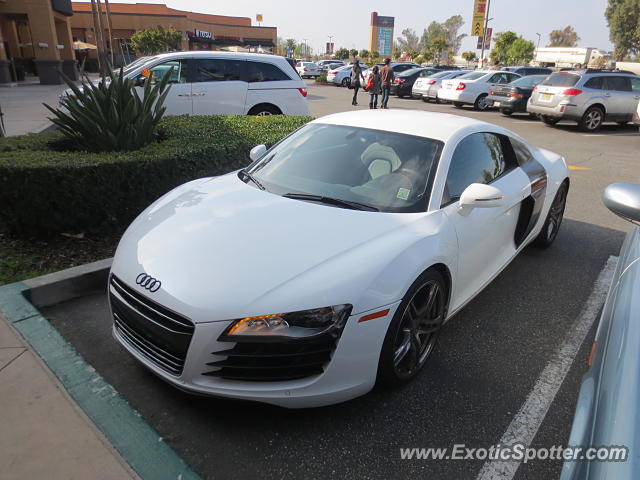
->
xmin=0 ymin=115 xmax=311 ymax=237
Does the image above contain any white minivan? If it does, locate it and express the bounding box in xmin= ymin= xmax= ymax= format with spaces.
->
xmin=127 ymin=51 xmax=310 ymax=116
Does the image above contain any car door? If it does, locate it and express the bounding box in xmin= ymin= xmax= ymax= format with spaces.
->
xmin=631 ymin=77 xmax=640 ymax=118
xmin=191 ymin=58 xmax=246 ymax=115
xmin=440 ymin=132 xmax=530 ymax=309
xmin=136 ymin=58 xmax=192 ymax=115
xmin=602 ymin=76 xmax=633 ymax=121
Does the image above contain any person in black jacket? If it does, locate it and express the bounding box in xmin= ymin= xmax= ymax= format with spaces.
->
xmin=350 ymin=60 xmax=365 ymax=106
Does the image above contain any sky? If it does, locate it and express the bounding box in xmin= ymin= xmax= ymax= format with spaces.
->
xmin=76 ymin=0 xmax=614 ymax=54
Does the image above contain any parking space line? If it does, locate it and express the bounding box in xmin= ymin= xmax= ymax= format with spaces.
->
xmin=581 ymin=133 xmax=640 ymax=137
xmin=475 ymin=255 xmax=618 ymax=480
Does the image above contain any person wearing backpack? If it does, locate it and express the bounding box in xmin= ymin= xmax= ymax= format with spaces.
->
xmin=366 ymin=65 xmax=382 ymax=109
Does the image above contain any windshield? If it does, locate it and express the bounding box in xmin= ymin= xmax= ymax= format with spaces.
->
xmin=457 ymin=71 xmax=486 ymax=80
xmin=121 ymin=56 xmax=155 ymax=76
xmin=243 ymin=124 xmax=443 ymax=213
xmin=511 ymin=75 xmax=547 ymax=87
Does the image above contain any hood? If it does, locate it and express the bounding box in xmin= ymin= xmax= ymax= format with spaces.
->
xmin=113 ymin=173 xmax=430 ymax=322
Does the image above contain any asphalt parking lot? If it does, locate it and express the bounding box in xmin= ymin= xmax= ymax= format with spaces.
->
xmin=43 ymin=82 xmax=638 ymax=480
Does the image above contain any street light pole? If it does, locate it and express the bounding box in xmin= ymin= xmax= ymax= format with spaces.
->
xmin=535 ymin=33 xmax=541 ymax=65
xmin=479 ymin=0 xmax=491 ymax=68
xmin=303 ymin=38 xmax=308 ymax=58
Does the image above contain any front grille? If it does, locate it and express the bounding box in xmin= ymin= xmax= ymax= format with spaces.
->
xmin=202 ymin=335 xmax=336 ymax=381
xmin=109 ymin=275 xmax=194 ymax=376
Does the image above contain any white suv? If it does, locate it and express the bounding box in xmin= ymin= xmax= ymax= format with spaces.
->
xmin=439 ymin=70 xmax=521 ymax=111
xmin=125 ymin=51 xmax=309 ymax=116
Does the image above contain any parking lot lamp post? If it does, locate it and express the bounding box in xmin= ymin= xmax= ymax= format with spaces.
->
xmin=479 ymin=0 xmax=492 ymax=68
xmin=535 ymin=33 xmax=541 ymax=65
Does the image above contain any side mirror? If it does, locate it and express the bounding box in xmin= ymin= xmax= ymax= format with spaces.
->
xmin=602 ymin=183 xmax=640 ymax=225
xmin=458 ymin=183 xmax=505 ymax=216
xmin=249 ymin=144 xmax=267 ymax=162
xmin=135 ymin=75 xmax=146 ymax=87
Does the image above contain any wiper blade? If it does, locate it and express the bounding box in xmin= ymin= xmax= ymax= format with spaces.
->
xmin=283 ymin=193 xmax=378 ymax=211
xmin=239 ymin=170 xmax=265 ymax=190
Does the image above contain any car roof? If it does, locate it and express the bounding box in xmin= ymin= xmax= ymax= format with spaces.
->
xmin=149 ymin=51 xmax=288 ymax=63
xmin=310 ymin=110 xmax=496 ymax=143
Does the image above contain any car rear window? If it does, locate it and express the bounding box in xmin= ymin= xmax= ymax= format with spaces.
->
xmin=247 ymin=62 xmax=291 ymax=82
xmin=542 ymin=73 xmax=579 ymax=87
xmin=511 ymin=75 xmax=546 ymax=88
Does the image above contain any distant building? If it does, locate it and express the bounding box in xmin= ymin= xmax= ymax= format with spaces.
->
xmin=533 ymin=47 xmax=610 ymax=68
xmin=369 ymin=12 xmax=394 ymax=58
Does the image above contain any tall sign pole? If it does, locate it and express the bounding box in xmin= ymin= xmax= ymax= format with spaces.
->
xmin=480 ymin=0 xmax=491 ymax=67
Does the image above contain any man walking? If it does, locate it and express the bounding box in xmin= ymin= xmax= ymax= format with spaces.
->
xmin=380 ymin=58 xmax=394 ymax=109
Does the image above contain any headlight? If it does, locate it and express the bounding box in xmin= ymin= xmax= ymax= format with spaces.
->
xmin=221 ymin=304 xmax=352 ymax=341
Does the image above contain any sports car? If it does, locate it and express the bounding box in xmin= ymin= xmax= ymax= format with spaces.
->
xmin=109 ymin=110 xmax=569 ymax=408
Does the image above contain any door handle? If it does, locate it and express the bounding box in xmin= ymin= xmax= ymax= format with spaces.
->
xmin=177 ymin=94 xmax=191 ymax=97
xmin=192 ymin=93 xmax=206 ymax=97
xmin=603 ymin=93 xmax=611 ymax=97
xmin=634 ymin=95 xmax=640 ymax=99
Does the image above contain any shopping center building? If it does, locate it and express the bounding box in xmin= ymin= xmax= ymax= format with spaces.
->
xmin=0 ymin=1 xmax=277 ymax=85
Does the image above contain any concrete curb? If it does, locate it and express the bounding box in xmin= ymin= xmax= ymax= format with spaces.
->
xmin=0 ymin=261 xmax=202 ymax=480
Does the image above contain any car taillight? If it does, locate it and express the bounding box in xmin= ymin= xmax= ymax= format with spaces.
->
xmin=509 ymin=92 xmax=523 ymax=98
xmin=298 ymin=88 xmax=308 ymax=97
xmin=456 ymin=83 xmax=466 ymax=90
xmin=427 ymin=80 xmax=436 ymax=85
xmin=562 ymin=88 xmax=582 ymax=96
xmin=532 ymin=86 xmax=538 ymax=91
xmin=488 ymin=90 xmax=493 ymax=95
xmin=330 ymin=71 xmax=337 ymax=74
xmin=303 ymin=67 xmax=308 ymax=72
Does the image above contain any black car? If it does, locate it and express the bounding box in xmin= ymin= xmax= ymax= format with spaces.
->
xmin=486 ymin=75 xmax=548 ymax=116
xmin=390 ymin=68 xmax=440 ymax=97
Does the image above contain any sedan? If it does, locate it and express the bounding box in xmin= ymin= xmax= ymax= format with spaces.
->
xmin=439 ymin=70 xmax=521 ymax=111
xmin=328 ymin=65 xmax=368 ymax=87
xmin=412 ymin=70 xmax=471 ymax=103
xmin=561 ymin=183 xmax=640 ymax=480
xmin=487 ymin=75 xmax=548 ymax=116
xmin=390 ymin=68 xmax=440 ymax=98
xmin=109 ymin=110 xmax=570 ymax=408
xmin=296 ymin=61 xmax=321 ymax=79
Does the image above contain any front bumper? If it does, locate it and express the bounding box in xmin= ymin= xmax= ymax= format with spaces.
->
xmin=110 ymin=278 xmax=400 ymax=408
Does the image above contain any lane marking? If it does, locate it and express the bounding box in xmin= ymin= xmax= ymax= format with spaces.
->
xmin=582 ymin=132 xmax=639 ymax=137
xmin=568 ymin=165 xmax=591 ymax=171
xmin=475 ymin=255 xmax=618 ymax=480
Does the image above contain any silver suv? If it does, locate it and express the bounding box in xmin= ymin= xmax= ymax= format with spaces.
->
xmin=527 ymin=70 xmax=640 ymax=131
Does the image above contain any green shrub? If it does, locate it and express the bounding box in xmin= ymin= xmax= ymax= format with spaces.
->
xmin=44 ymin=68 xmax=171 ymax=152
xmin=315 ymin=74 xmax=328 ymax=83
xmin=0 ymin=115 xmax=311 ymax=237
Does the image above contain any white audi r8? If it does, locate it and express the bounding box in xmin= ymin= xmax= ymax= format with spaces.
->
xmin=109 ymin=110 xmax=569 ymax=408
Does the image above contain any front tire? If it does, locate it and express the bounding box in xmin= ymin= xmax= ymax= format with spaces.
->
xmin=341 ymin=78 xmax=350 ymax=87
xmin=533 ymin=182 xmax=568 ymax=248
xmin=377 ymin=269 xmax=448 ymax=387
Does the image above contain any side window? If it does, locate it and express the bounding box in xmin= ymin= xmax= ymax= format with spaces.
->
xmin=631 ymin=77 xmax=640 ymax=92
xmin=488 ymin=74 xmax=502 ymax=83
xmin=146 ymin=59 xmax=188 ymax=84
xmin=509 ymin=138 xmax=534 ymax=165
xmin=507 ymin=74 xmax=519 ymax=83
xmin=247 ymin=62 xmax=291 ymax=82
xmin=584 ymin=77 xmax=603 ymax=89
xmin=195 ymin=59 xmax=242 ymax=82
xmin=603 ymin=76 xmax=631 ymax=92
xmin=445 ymin=133 xmax=508 ymax=201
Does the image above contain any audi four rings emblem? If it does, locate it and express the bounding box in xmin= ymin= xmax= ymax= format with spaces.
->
xmin=136 ymin=273 xmax=162 ymax=292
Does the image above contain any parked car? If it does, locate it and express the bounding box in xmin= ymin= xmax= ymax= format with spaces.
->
xmin=319 ymin=61 xmax=347 ymax=73
xmin=439 ymin=70 xmax=521 ymax=111
xmin=527 ymin=70 xmax=640 ymax=131
xmin=412 ymin=70 xmax=471 ymax=103
xmin=560 ymin=182 xmax=640 ymax=480
xmin=296 ymin=61 xmax=321 ymax=79
xmin=362 ymin=62 xmax=421 ymax=83
xmin=67 ymin=51 xmax=310 ymax=117
xmin=487 ymin=75 xmax=548 ymax=116
xmin=109 ymin=110 xmax=569 ymax=408
xmin=503 ymin=66 xmax=553 ymax=76
xmin=328 ymin=65 xmax=369 ymax=87
xmin=391 ymin=68 xmax=441 ymax=97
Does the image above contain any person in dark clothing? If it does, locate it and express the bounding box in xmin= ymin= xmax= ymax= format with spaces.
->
xmin=350 ymin=60 xmax=365 ymax=106
xmin=368 ymin=65 xmax=382 ymax=109
xmin=380 ymin=58 xmax=394 ymax=109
